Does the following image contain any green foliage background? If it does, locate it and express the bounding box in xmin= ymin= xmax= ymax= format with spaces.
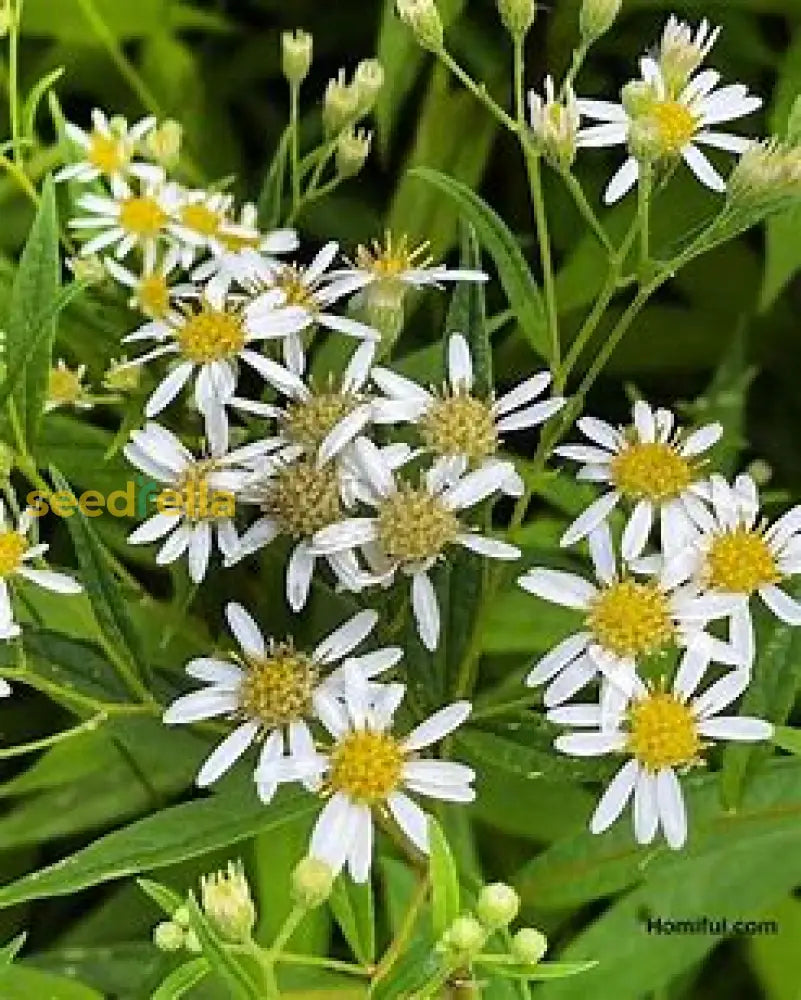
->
xmin=2 ymin=0 xmax=801 ymax=998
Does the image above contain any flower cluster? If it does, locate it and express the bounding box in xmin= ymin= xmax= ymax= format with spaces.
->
xmin=521 ymin=400 xmax=793 ymax=849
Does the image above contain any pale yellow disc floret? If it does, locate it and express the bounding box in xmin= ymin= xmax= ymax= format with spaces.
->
xmin=328 ymin=730 xmax=405 ymax=803
xmin=588 ymin=580 xmax=675 ymax=658
xmin=610 ymin=441 xmax=693 ymax=503
xmin=627 ymin=691 xmax=702 ymax=772
xmin=176 ymin=305 xmax=246 ymax=363
xmin=87 ymin=132 xmax=127 ymax=175
xmin=118 ymin=196 xmax=168 ymax=237
xmin=47 ymin=365 xmax=84 ymax=406
xmin=377 ymin=485 xmax=460 ymax=564
xmin=705 ymin=526 xmax=781 ymax=595
xmin=650 ymin=100 xmax=698 ymax=155
xmin=284 ymin=390 xmax=362 ymax=452
xmin=353 ymin=232 xmax=433 ymax=279
xmin=420 ymin=391 xmax=498 ymax=461
xmin=238 ymin=642 xmax=319 ymax=727
xmin=0 ymin=531 xmax=27 ymax=578
xmin=263 ymin=460 xmax=343 ymax=539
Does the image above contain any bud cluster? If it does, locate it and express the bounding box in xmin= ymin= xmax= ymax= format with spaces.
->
xmin=153 ymin=905 xmax=201 ymax=954
xmin=323 ymin=60 xmax=385 ymax=150
xmin=728 ymin=139 xmax=801 ymax=205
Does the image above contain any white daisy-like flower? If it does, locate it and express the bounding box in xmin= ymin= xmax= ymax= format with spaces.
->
xmin=0 ymin=501 xmax=82 ymax=640
xmin=55 ymin=108 xmax=161 ymax=185
xmin=371 ymin=332 xmax=564 ymax=495
xmin=519 ymin=521 xmax=745 ymax=709
xmin=577 ymin=52 xmax=761 ymax=203
xmin=548 ymin=668 xmax=772 ymax=850
xmin=556 ymin=399 xmax=722 ymax=560
xmin=45 ymin=360 xmax=92 ymax=413
xmin=163 ymin=604 xmax=402 ymax=793
xmin=325 ymin=231 xmax=488 ymax=302
xmin=105 ymin=243 xmax=184 ymax=322
xmin=227 ymin=439 xmax=413 ymax=612
xmin=256 ymin=668 xmax=475 ymax=883
xmin=120 ymin=286 xmax=307 ymax=455
xmin=70 ymin=174 xmax=171 ymax=260
xmin=310 ymin=437 xmax=521 ymax=651
xmin=665 ymin=473 xmax=801 ymax=667
xmin=244 ymin=242 xmax=379 ymax=375
xmin=123 ymin=422 xmax=274 ymax=583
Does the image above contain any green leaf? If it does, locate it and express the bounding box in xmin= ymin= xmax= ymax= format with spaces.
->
xmin=2 ymin=177 xmax=60 ymax=450
xmin=0 ymin=966 xmax=103 ymax=1000
xmin=257 ymin=125 xmax=291 ymax=229
xmin=749 ymin=896 xmax=801 ymax=1000
xmin=50 ymin=465 xmax=150 ymax=691
xmin=0 ymin=934 xmax=26 ymax=965
xmin=23 ymin=67 xmax=65 ymax=139
xmin=410 ymin=166 xmax=549 ymax=359
xmin=186 ymin=893 xmax=262 ymax=1000
xmin=478 ymin=960 xmax=598 ymax=981
xmin=152 ymin=958 xmax=210 ymax=1000
xmin=428 ymin=817 xmax=460 ymax=940
xmin=772 ymin=725 xmax=801 ymax=755
xmin=328 ymin=876 xmax=376 ymax=966
xmin=137 ymin=877 xmax=185 ymax=917
xmin=0 ymin=788 xmax=316 ymax=910
xmin=445 ymin=222 xmax=491 ymax=399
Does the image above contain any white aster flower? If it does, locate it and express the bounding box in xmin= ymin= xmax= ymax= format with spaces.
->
xmin=55 ymin=108 xmax=161 ymax=185
xmin=548 ymin=668 xmax=772 ymax=850
xmin=257 ymin=669 xmax=474 ymax=883
xmin=244 ymin=242 xmax=380 ymax=374
xmin=70 ymin=174 xmax=171 ymax=260
xmin=519 ymin=521 xmax=745 ymax=709
xmin=0 ymin=500 xmax=82 ymax=640
xmin=104 ymin=244 xmax=184 ymax=321
xmin=666 ymin=473 xmax=801 ymax=667
xmin=372 ymin=332 xmax=564 ymax=495
xmin=163 ymin=604 xmax=401 ymax=792
xmin=310 ymin=437 xmax=521 ymax=651
xmin=123 ymin=422 xmax=273 ymax=583
xmin=578 ymin=53 xmax=761 ymax=203
xmin=120 ymin=287 xmax=307 ymax=455
xmin=556 ymin=399 xmax=722 ymax=560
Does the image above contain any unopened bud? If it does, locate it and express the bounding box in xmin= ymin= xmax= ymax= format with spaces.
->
xmin=173 ymin=905 xmax=191 ymax=929
xmin=627 ymin=116 xmax=662 ymax=162
xmin=621 ymin=80 xmax=657 ymax=119
xmin=200 ymin=861 xmax=256 ymax=944
xmin=184 ymin=929 xmax=202 ymax=954
xmin=747 ymin=458 xmax=772 ymax=487
xmin=579 ymin=0 xmax=622 ymax=42
xmin=476 ymin=883 xmax=520 ymax=929
xmin=528 ymin=77 xmax=579 ymax=171
xmin=144 ymin=120 xmax=183 ymax=169
xmin=511 ymin=927 xmax=548 ymax=964
xmin=336 ymin=128 xmax=372 ymax=178
xmin=292 ymin=857 xmax=335 ymax=908
xmin=439 ymin=916 xmax=486 ymax=960
xmin=396 ymin=0 xmax=444 ymax=53
xmin=497 ymin=0 xmax=535 ymax=37
xmin=363 ymin=283 xmax=405 ymax=357
xmin=67 ymin=255 xmax=106 ymax=286
xmin=323 ymin=70 xmax=359 ymax=136
xmin=353 ymin=59 xmax=385 ymax=116
xmin=282 ymin=29 xmax=313 ymax=86
xmin=153 ymin=921 xmax=184 ymax=952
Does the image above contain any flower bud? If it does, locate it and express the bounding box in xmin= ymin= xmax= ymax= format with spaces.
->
xmin=621 ymin=80 xmax=657 ymax=119
xmin=396 ymin=0 xmax=444 ymax=53
xmin=291 ymin=857 xmax=335 ymax=909
xmin=144 ymin=120 xmax=183 ymax=169
xmin=184 ymin=929 xmax=202 ymax=954
xmin=579 ymin=0 xmax=622 ymax=42
xmin=103 ymin=356 xmax=141 ymax=393
xmin=153 ymin=921 xmax=185 ymax=952
xmin=439 ymin=916 xmax=486 ymax=961
xmin=200 ymin=861 xmax=256 ymax=944
xmin=362 ymin=282 xmax=405 ymax=357
xmin=497 ymin=0 xmax=535 ymax=38
xmin=282 ymin=29 xmax=313 ymax=86
xmin=336 ymin=128 xmax=372 ymax=178
xmin=528 ymin=77 xmax=579 ymax=171
xmin=476 ymin=883 xmax=520 ymax=929
xmin=511 ymin=927 xmax=548 ymax=964
xmin=627 ymin=115 xmax=662 ymax=163
xmin=353 ymin=59 xmax=385 ymax=116
xmin=67 ymin=255 xmax=106 ymax=286
xmin=173 ymin=905 xmax=191 ymax=929
xmin=323 ymin=70 xmax=359 ymax=136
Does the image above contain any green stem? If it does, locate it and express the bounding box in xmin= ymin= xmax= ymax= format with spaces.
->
xmin=0 ymin=711 xmax=107 ymax=759
xmin=268 ymin=905 xmax=307 ymax=958
xmin=560 ymin=41 xmax=589 ymax=97
xmin=638 ymin=163 xmax=652 ymax=272
xmin=290 ymin=82 xmax=301 ymax=211
xmin=0 ymin=152 xmax=38 ymax=205
xmin=438 ymin=49 xmax=519 ymax=133
xmin=8 ymin=0 xmax=24 ymax=166
xmin=523 ymin=150 xmax=560 ymax=370
xmin=513 ymin=35 xmax=525 ymax=127
xmin=561 ymin=170 xmax=613 ymax=252
xmin=276 ymin=953 xmax=371 ymax=978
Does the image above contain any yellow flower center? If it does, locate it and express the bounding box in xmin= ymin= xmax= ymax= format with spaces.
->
xmin=219 ymin=228 xmax=260 ymax=252
xmin=87 ymin=132 xmax=127 ymax=175
xmin=238 ymin=643 xmax=319 ymax=726
xmin=284 ymin=391 xmax=362 ymax=451
xmin=0 ymin=531 xmax=28 ymax=578
xmin=420 ymin=393 xmax=498 ymax=461
xmin=48 ymin=366 xmax=84 ymax=405
xmin=588 ymin=580 xmax=674 ymax=658
xmin=175 ymin=463 xmax=236 ymax=522
xmin=180 ymin=203 xmax=223 ymax=238
xmin=354 ymin=233 xmax=432 ymax=279
xmin=274 ymin=267 xmax=315 ymax=309
xmin=329 ymin=730 xmax=405 ymax=803
xmin=705 ymin=527 xmax=781 ymax=595
xmin=650 ymin=101 xmax=697 ymax=155
xmin=627 ymin=691 xmax=702 ymax=772
xmin=137 ymin=274 xmax=170 ymax=318
xmin=177 ymin=306 xmax=246 ymax=363
xmin=377 ymin=485 xmax=460 ymax=564
xmin=119 ymin=196 xmax=167 ymax=238
xmin=264 ymin=460 xmax=343 ymax=539
xmin=610 ymin=441 xmax=693 ymax=503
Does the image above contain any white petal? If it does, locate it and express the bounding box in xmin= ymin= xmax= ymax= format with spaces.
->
xmin=128 ymin=512 xmax=180 ymax=545
xmin=310 ymin=793 xmax=357 ymax=874
xmin=412 ymin=571 xmax=440 ymax=651
xmin=188 ymin=522 xmax=212 ymax=583
xmin=145 ymin=363 xmax=194 ymax=417
xmin=318 ymin=406 xmax=371 ymax=465
xmin=680 ymin=423 xmax=723 ymax=457
xmin=682 ymin=144 xmax=726 ymax=193
xmin=555 ymin=445 xmax=615 ymax=465
xmin=544 ymin=655 xmax=597 ymax=707
xmin=527 ymin=632 xmax=591 ymax=686
xmin=518 ymin=568 xmax=596 ymax=610
xmin=765 ymin=506 xmax=801 ymax=549
xmin=577 ymin=122 xmax=629 ymax=147
xmin=196 ymin=721 xmax=259 ymax=787
xmin=588 ymin=522 xmax=616 ymax=584
xmin=163 ymin=687 xmax=239 ymax=724
xmin=457 ymin=533 xmax=520 ymax=560
xmin=760 ymin=585 xmax=801 ymax=625
xmin=371 ymin=366 xmax=432 ymax=403
xmin=590 ymin=759 xmax=639 ymax=834
xmin=691 ymin=669 xmax=750 ymax=719
xmin=696 ymin=716 xmax=772 ymax=741
xmin=226 ymin=603 xmax=265 ymax=658
xmin=156 ymin=524 xmax=191 ymax=565
xmin=554 ymin=730 xmax=626 ymax=756
xmin=492 ymin=372 xmax=551 ymax=416
xmin=495 ymin=398 xmax=565 ymax=433
xmin=656 ymin=768 xmax=687 ymax=850
xmin=16 ymin=568 xmax=81 ymax=594
xmin=440 ymin=463 xmax=510 ymax=511
xmin=403 ymin=760 xmax=474 ymax=786
xmin=314 ymin=609 xmax=378 ymax=664
xmin=185 ymin=658 xmax=243 ymax=686
xmin=577 ymin=417 xmax=623 ymax=451
xmin=286 ymin=541 xmax=315 ymax=612
xmin=347 ymin=804 xmax=374 ymax=884
xmin=546 ymin=704 xmax=602 ymax=727
xmin=622 ymin=500 xmax=654 ymax=561
xmin=447 ymin=333 xmax=473 ymax=391
xmin=404 ymin=779 xmax=475 ymax=803
xmin=576 ymin=99 xmax=629 ymax=122
xmin=604 ymin=157 xmax=639 ymax=204
xmin=673 ymin=643 xmax=710 ymax=701
xmin=313 ymin=688 xmax=351 ymax=739
xmin=387 ymin=791 xmax=429 ymax=853
xmin=560 ymin=492 xmax=620 ymax=547
xmin=311 ymin=518 xmax=379 ymax=555
xmin=633 ymin=769 xmax=659 ymax=844
xmin=403 ymin=701 xmax=471 ymax=751
xmin=633 ymin=400 xmax=656 ymax=442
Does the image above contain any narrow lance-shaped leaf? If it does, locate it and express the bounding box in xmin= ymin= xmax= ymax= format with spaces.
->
xmin=328 ymin=876 xmax=376 ymax=966
xmin=428 ymin=817 xmax=460 ymax=940
xmin=151 ymin=958 xmax=210 ymax=1000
